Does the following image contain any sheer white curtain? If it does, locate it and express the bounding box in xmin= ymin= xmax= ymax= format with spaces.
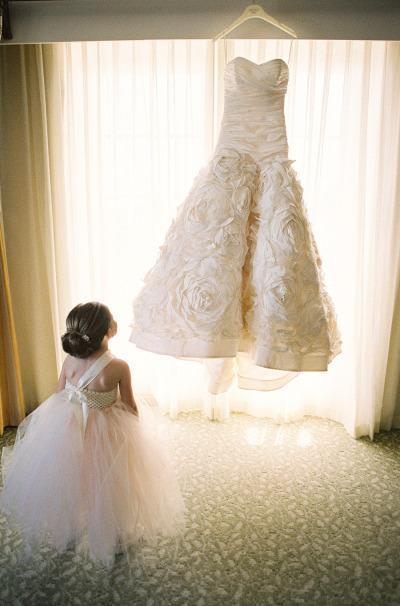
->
xmin=50 ymin=39 xmax=400 ymax=439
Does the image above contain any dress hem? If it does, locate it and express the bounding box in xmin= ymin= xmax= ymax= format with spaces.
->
xmin=130 ymin=329 xmax=238 ymax=357
xmin=130 ymin=329 xmax=329 ymax=372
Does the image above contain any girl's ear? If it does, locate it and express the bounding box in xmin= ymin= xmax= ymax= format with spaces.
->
xmin=109 ymin=319 xmax=117 ymax=337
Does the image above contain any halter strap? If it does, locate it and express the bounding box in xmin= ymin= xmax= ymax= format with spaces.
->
xmin=75 ymin=350 xmax=114 ymax=390
xmin=65 ymin=350 xmax=114 ymax=438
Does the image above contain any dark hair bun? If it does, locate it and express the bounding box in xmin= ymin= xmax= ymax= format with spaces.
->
xmin=61 ymin=302 xmax=112 ymax=359
xmin=61 ymin=330 xmax=98 ymax=359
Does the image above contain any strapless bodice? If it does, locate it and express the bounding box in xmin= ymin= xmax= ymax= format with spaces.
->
xmin=224 ymin=57 xmax=289 ymax=99
xmin=216 ymin=57 xmax=290 ymax=162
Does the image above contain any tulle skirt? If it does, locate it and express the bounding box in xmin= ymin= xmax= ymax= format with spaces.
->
xmin=0 ymin=390 xmax=185 ymax=568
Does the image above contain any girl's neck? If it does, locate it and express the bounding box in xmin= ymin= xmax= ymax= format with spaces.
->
xmin=86 ymin=341 xmax=109 ymax=361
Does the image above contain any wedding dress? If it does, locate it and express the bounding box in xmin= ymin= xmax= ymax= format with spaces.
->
xmin=0 ymin=350 xmax=185 ymax=568
xmin=130 ymin=57 xmax=341 ymax=393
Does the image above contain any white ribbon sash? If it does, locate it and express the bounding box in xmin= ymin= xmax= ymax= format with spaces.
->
xmin=65 ymin=350 xmax=114 ymax=436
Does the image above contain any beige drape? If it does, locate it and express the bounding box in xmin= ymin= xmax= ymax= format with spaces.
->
xmin=0 ymin=199 xmax=24 ymax=434
xmin=0 ymin=45 xmax=64 ymax=414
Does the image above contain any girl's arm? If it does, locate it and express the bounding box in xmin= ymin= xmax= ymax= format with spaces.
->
xmin=119 ymin=361 xmax=139 ymax=416
xmin=56 ymin=358 xmax=68 ymax=392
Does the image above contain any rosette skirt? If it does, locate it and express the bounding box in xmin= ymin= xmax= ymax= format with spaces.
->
xmin=130 ymin=150 xmax=341 ymax=387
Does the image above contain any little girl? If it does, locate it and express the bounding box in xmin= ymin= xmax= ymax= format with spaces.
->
xmin=0 ymin=302 xmax=185 ymax=568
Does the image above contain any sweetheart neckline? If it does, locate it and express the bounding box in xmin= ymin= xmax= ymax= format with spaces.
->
xmin=227 ymin=56 xmax=289 ymax=71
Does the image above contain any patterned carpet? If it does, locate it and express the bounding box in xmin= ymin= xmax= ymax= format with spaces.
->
xmin=1 ymin=412 xmax=400 ymax=606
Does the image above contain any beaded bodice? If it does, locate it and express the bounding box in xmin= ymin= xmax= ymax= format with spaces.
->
xmin=65 ymin=351 xmax=117 ymax=434
xmin=65 ymin=381 xmax=118 ymax=409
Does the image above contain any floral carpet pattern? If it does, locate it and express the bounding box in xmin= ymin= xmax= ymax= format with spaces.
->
xmin=1 ymin=412 xmax=400 ymax=606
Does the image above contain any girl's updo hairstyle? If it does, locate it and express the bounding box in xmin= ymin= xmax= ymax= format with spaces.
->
xmin=61 ymin=302 xmax=112 ymax=358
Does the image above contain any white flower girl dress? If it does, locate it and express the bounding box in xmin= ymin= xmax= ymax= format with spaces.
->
xmin=0 ymin=350 xmax=185 ymax=568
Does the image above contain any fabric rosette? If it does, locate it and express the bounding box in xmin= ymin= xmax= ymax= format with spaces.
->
xmin=212 ymin=149 xmax=244 ymax=184
xmin=232 ymin=184 xmax=253 ymax=217
xmin=213 ymin=149 xmax=258 ymax=188
xmin=267 ymin=201 xmax=310 ymax=257
xmin=168 ymin=257 xmax=240 ymax=338
xmin=184 ymin=188 xmax=235 ymax=236
xmin=132 ymin=286 xmax=168 ymax=334
xmin=212 ymin=219 xmax=247 ymax=263
xmin=256 ymin=264 xmax=327 ymax=352
xmin=260 ymin=159 xmax=297 ymax=192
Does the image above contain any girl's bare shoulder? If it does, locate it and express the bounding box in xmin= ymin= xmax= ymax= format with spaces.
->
xmin=108 ymin=356 xmax=131 ymax=378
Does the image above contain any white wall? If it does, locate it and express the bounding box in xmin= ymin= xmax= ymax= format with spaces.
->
xmin=4 ymin=0 xmax=400 ymax=44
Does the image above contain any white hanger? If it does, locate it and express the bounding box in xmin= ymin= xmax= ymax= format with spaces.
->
xmin=213 ymin=4 xmax=298 ymax=40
